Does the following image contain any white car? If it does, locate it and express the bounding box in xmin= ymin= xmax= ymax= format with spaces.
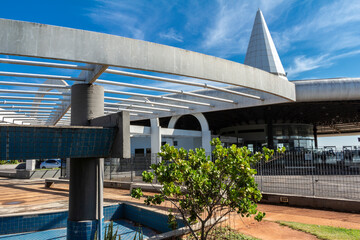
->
xmin=40 ymin=159 xmax=61 ymax=169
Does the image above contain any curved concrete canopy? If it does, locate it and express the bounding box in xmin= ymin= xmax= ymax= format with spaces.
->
xmin=294 ymin=78 xmax=360 ymax=102
xmin=0 ymin=18 xmax=295 ymax=101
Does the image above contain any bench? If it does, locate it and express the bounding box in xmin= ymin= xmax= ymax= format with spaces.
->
xmin=45 ymin=178 xmax=69 ymax=188
xmin=45 ymin=178 xmax=132 ymax=190
xmin=129 ymin=182 xmax=163 ymax=194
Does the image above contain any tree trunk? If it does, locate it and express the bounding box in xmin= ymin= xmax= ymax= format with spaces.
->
xmin=201 ymin=223 xmax=206 ymax=240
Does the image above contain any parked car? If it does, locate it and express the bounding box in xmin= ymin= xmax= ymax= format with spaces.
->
xmin=40 ymin=159 xmax=61 ymax=169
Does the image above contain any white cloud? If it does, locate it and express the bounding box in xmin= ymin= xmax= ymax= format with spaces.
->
xmin=287 ymin=55 xmax=329 ymax=77
xmin=86 ymin=0 xmax=360 ymax=79
xmin=287 ymin=49 xmax=360 ymax=78
xmin=278 ymin=0 xmax=360 ymax=78
xmin=87 ymin=0 xmax=162 ymax=40
xmin=200 ymin=0 xmax=290 ymax=57
xmin=277 ymin=0 xmax=360 ymax=52
xmin=159 ymin=28 xmax=183 ymax=42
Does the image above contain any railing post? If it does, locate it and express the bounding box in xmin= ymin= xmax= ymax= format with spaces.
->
xmin=260 ymin=160 xmax=263 ymax=191
xmin=110 ymin=159 xmax=112 ymax=181
xmin=311 ymin=150 xmax=315 ymax=197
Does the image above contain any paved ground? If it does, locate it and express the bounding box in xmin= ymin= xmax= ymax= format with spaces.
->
xmin=1 ymin=177 xmax=360 ymax=240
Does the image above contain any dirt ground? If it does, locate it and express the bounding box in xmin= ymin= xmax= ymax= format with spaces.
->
xmin=1 ymin=177 xmax=359 ymax=240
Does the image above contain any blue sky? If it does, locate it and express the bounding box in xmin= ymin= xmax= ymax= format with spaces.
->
xmin=1 ymin=0 xmax=360 ymax=146
xmin=1 ymin=0 xmax=360 ymax=80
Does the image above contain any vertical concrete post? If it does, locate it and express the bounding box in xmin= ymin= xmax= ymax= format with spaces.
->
xmin=68 ymin=84 xmax=104 ymax=240
xmin=150 ymin=118 xmax=161 ymax=164
xmin=202 ymin=130 xmax=212 ymax=156
xmin=66 ymin=158 xmax=70 ymax=179
xmin=313 ymin=124 xmax=318 ymax=149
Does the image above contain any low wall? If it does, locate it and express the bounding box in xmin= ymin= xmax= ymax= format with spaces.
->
xmin=261 ymin=193 xmax=360 ymax=213
xmin=0 ymin=164 xmax=21 ymax=170
xmin=0 ymin=169 xmax=60 ymax=179
xmin=0 ymin=203 xmax=184 ymax=236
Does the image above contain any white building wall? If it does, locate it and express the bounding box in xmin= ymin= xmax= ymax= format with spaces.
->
xmin=130 ymin=136 xmax=202 ymax=154
xmin=131 ymin=137 xmax=151 ymax=155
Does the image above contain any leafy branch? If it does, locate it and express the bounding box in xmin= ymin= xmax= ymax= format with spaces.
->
xmin=131 ymin=138 xmax=279 ymax=240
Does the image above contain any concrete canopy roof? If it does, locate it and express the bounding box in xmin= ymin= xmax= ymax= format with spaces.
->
xmin=0 ymin=18 xmax=295 ymax=125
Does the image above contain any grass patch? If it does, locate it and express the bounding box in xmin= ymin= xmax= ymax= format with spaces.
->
xmin=185 ymin=226 xmax=260 ymax=240
xmin=277 ymin=221 xmax=360 ymax=240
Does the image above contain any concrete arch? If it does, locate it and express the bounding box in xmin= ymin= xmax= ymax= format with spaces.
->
xmin=168 ymin=113 xmax=209 ymax=131
xmin=168 ymin=113 xmax=211 ymax=155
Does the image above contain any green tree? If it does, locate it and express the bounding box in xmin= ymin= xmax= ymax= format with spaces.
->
xmin=131 ymin=138 xmax=280 ymax=240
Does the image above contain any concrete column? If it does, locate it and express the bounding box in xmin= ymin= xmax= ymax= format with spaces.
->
xmin=267 ymin=121 xmax=274 ymax=149
xmin=66 ymin=158 xmax=70 ymax=179
xmin=150 ymin=118 xmax=161 ymax=164
xmin=68 ymin=84 xmax=104 ymax=240
xmin=202 ymin=130 xmax=212 ymax=156
xmin=313 ymin=124 xmax=318 ymax=149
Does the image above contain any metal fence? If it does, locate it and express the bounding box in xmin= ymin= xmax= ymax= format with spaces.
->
xmin=104 ymin=154 xmax=159 ymax=182
xmin=255 ymin=149 xmax=360 ymax=200
xmin=103 ymin=149 xmax=360 ymax=201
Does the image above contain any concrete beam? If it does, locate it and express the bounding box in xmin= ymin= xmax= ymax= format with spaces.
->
xmin=90 ymin=112 xmax=131 ymax=159
xmin=0 ymin=18 xmax=295 ymax=101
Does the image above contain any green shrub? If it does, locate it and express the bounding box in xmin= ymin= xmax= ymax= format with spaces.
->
xmin=0 ymin=160 xmax=19 ymax=165
xmin=132 ymin=138 xmax=283 ymax=240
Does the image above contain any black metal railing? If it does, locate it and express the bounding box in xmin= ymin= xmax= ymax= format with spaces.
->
xmin=103 ymin=149 xmax=360 ymax=201
xmin=254 ymin=149 xmax=360 ymax=200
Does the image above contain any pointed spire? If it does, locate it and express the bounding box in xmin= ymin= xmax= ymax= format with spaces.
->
xmin=244 ymin=9 xmax=287 ymax=79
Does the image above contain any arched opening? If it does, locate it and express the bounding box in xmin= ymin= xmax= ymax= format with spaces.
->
xmin=174 ymin=115 xmax=202 ymax=131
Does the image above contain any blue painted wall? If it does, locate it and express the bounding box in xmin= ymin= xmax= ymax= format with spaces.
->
xmin=0 ymin=203 xmax=184 ymax=236
xmin=124 ymin=204 xmax=185 ymax=233
xmin=0 ymin=126 xmax=115 ymax=160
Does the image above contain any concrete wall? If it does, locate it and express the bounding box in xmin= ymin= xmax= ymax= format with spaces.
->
xmin=261 ymin=193 xmax=360 ymax=213
xmin=0 ymin=169 xmax=60 ymax=179
xmin=130 ymin=136 xmax=202 ymax=154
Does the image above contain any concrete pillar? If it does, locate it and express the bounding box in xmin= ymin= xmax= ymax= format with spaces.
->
xmin=202 ymin=130 xmax=212 ymax=156
xmin=26 ymin=160 xmax=36 ymax=171
xmin=313 ymin=124 xmax=318 ymax=149
xmin=66 ymin=158 xmax=70 ymax=179
xmin=68 ymin=84 xmax=104 ymax=240
xmin=150 ymin=118 xmax=161 ymax=164
xmin=267 ymin=120 xmax=274 ymax=149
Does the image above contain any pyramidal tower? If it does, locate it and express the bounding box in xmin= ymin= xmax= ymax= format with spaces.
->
xmin=244 ymin=9 xmax=287 ymax=79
